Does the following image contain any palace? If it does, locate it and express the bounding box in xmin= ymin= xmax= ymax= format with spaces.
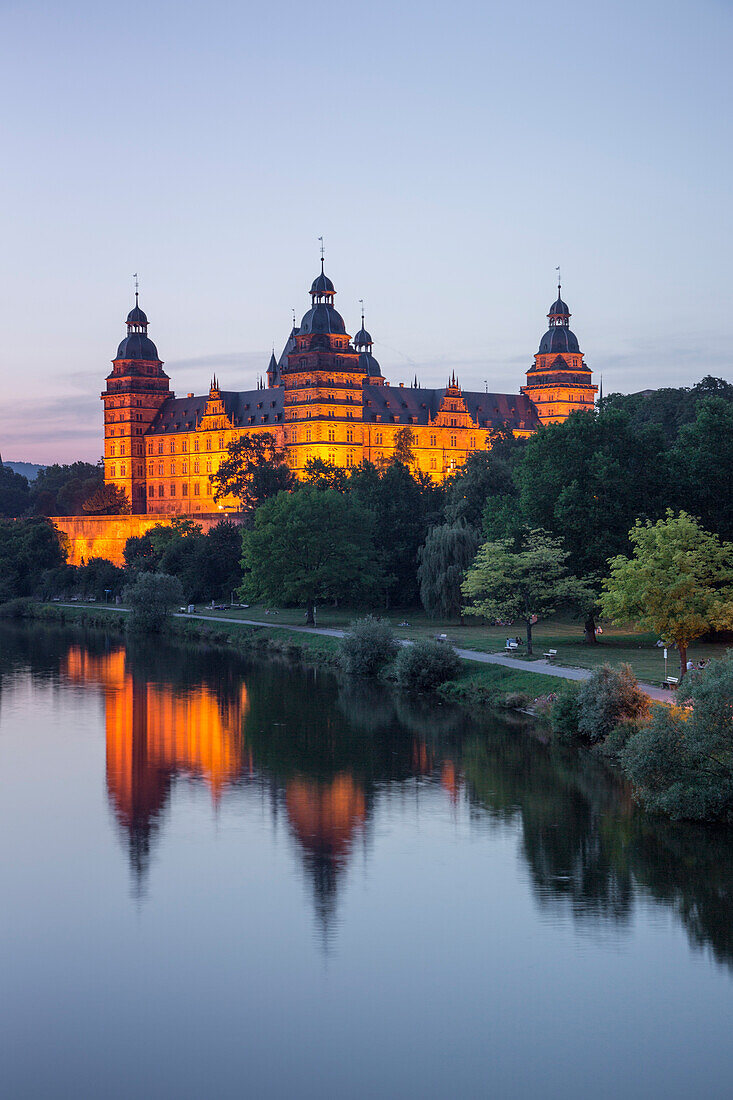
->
xmin=102 ymin=264 xmax=597 ymax=516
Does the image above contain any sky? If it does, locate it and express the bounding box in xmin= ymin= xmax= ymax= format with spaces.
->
xmin=0 ymin=0 xmax=731 ymax=463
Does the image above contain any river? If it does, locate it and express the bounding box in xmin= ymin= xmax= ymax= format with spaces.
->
xmin=0 ymin=623 xmax=732 ymax=1099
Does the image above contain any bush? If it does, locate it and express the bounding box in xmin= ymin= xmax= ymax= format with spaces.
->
xmin=394 ymin=639 xmax=461 ymax=691
xmin=620 ymin=655 xmax=733 ymax=822
xmin=340 ymin=616 xmax=399 ymax=677
xmin=550 ymin=688 xmax=582 ymax=742
xmin=575 ymin=664 xmax=650 ymax=743
xmin=0 ymin=597 xmax=35 ymax=620
xmin=122 ymin=572 xmax=184 ymax=634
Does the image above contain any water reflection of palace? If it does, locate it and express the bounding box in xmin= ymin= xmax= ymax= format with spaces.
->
xmin=61 ymin=645 xmax=447 ymax=923
xmin=12 ymin=628 xmax=731 ymax=968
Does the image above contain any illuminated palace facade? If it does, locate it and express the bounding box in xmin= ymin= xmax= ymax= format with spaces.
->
xmin=103 ymin=266 xmax=597 ymax=515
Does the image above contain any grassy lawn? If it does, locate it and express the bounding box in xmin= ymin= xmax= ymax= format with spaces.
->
xmin=49 ymin=601 xmax=731 ymax=686
xmin=191 ymin=603 xmax=731 ymax=684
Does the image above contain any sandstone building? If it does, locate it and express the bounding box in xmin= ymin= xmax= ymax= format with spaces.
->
xmin=102 ymin=264 xmax=597 ymax=516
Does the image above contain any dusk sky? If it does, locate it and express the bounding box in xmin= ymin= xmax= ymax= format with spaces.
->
xmin=1 ymin=0 xmax=731 ymax=463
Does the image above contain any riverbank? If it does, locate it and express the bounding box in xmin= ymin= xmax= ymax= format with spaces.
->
xmin=5 ymin=601 xmax=574 ymax=709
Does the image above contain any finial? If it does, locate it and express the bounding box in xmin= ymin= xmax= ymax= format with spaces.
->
xmin=318 ymin=235 xmax=324 ymax=270
xmin=292 ymin=308 xmax=296 ymax=329
xmin=133 ymin=272 xmax=139 ymax=305
xmin=555 ymin=265 xmax=561 ymax=295
xmin=359 ymin=298 xmax=364 ymax=326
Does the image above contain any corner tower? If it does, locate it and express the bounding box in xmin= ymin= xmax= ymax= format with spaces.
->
xmin=102 ymin=295 xmax=171 ymax=513
xmin=521 ymin=285 xmax=597 ymax=425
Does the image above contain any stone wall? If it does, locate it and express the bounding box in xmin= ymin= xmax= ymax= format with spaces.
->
xmin=51 ymin=514 xmax=240 ymax=567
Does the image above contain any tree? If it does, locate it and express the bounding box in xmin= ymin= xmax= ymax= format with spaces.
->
xmin=82 ymin=483 xmax=130 ymax=515
xmin=417 ymin=521 xmax=481 ymax=619
xmin=461 ymin=529 xmax=591 ymax=654
xmin=601 ymin=511 xmax=733 ymax=679
xmin=30 ymin=462 xmax=104 ymax=516
xmin=671 ymin=397 xmax=733 ymax=540
xmin=340 ymin=616 xmax=399 ymax=677
xmin=240 ymin=488 xmax=380 ymax=623
xmin=620 ymin=655 xmax=733 ymax=822
xmin=76 ymin=557 xmax=126 ymax=600
xmin=302 ymin=457 xmax=348 ymax=492
xmin=392 ymin=426 xmax=416 ymax=468
xmin=0 ymin=462 xmax=30 ymax=517
xmin=347 ymin=460 xmax=444 ymax=607
xmin=517 ymin=408 xmax=668 ymax=640
xmin=443 ymin=450 xmax=515 ymax=528
xmin=0 ymin=518 xmax=65 ymax=600
xmin=123 ymin=572 xmax=184 ymax=633
xmin=211 ymin=432 xmax=295 ymax=513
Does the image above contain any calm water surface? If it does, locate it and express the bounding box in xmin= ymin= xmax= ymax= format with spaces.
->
xmin=1 ymin=623 xmax=732 ymax=1099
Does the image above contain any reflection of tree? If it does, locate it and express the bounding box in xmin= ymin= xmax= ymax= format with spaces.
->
xmin=462 ymin=733 xmax=635 ymax=924
xmin=3 ymin=623 xmax=733 ymax=967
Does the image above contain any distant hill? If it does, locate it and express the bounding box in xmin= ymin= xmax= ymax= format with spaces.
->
xmin=2 ymin=461 xmax=45 ymax=481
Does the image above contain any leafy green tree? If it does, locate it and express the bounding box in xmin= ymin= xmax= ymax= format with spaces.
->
xmin=620 ymin=655 xmax=733 ymax=822
xmin=340 ymin=616 xmax=399 ymax=677
xmin=211 ymin=432 xmax=294 ymax=513
xmin=76 ymin=557 xmax=126 ymax=600
xmin=393 ymin=639 xmax=461 ymax=691
xmin=0 ymin=462 xmax=30 ymax=517
xmin=0 ymin=518 xmax=65 ymax=600
xmin=417 ymin=521 xmax=481 ymax=619
xmin=82 ymin=483 xmax=130 ymax=515
xmin=602 ymin=376 xmax=733 ymax=445
xmin=30 ymin=462 xmax=103 ymax=516
xmin=517 ymin=408 xmax=668 ymax=640
xmin=348 ymin=460 xmax=443 ymax=607
xmin=462 ymin=529 xmax=592 ymax=654
xmin=392 ymin=426 xmax=416 ymax=467
xmin=443 ymin=450 xmax=515 ymax=528
xmin=301 ymin=457 xmax=348 ymax=492
xmin=671 ymin=397 xmax=733 ymax=539
xmin=123 ymin=572 xmax=184 ymax=633
xmin=240 ymin=488 xmax=379 ymax=623
xmin=601 ymin=511 xmax=733 ymax=679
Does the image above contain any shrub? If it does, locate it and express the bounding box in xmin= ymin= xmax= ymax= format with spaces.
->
xmin=575 ymin=663 xmax=650 ymax=743
xmin=394 ymin=639 xmax=461 ymax=691
xmin=340 ymin=616 xmax=399 ymax=677
xmin=620 ymin=655 xmax=733 ymax=823
xmin=0 ymin=596 xmax=35 ymax=619
xmin=550 ymin=688 xmax=582 ymax=742
xmin=499 ymin=690 xmax=531 ymax=710
xmin=122 ymin=572 xmax=184 ymax=634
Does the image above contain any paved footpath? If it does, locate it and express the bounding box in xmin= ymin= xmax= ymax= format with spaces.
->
xmin=63 ymin=605 xmax=669 ymax=703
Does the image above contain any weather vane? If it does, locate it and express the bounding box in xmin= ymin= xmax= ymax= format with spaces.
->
xmin=359 ymin=298 xmax=364 ymax=324
xmin=318 ymin=235 xmax=324 ymax=261
xmin=133 ymin=272 xmax=139 ymax=302
xmin=555 ymin=265 xmax=561 ymax=290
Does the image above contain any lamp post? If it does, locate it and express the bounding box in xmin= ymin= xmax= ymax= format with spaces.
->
xmin=104 ymin=588 xmax=111 ymax=605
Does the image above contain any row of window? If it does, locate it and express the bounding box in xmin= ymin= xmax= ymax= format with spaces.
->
xmin=148 ymin=482 xmax=214 ymax=498
xmin=147 ymin=460 xmax=213 ymax=476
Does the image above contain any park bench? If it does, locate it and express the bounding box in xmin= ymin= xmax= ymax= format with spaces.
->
xmin=505 ymin=641 xmax=519 ymax=651
xmin=435 ymin=633 xmax=449 ymax=643
xmin=662 ymin=676 xmax=679 ymax=689
xmin=543 ymin=649 xmax=558 ymax=661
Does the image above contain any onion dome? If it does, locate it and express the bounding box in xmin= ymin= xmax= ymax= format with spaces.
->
xmin=115 ymin=294 xmax=160 ymax=361
xmin=354 ymin=326 xmax=372 ymax=349
xmin=299 ymin=260 xmax=346 ymax=334
xmin=310 ymin=270 xmax=335 ymax=296
xmin=537 ymin=284 xmax=580 ymax=355
xmin=359 ymin=350 xmax=382 ymax=378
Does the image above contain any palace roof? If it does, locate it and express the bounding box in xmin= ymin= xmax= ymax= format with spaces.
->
xmin=147 ymin=389 xmax=285 ymax=434
xmin=362 ymin=386 xmax=541 ymax=430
